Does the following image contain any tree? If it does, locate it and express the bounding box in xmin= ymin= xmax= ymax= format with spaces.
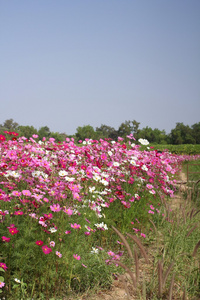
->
xmin=50 ymin=132 xmax=68 ymax=142
xmin=18 ymin=125 xmax=38 ymax=139
xmin=75 ymin=125 xmax=96 ymax=141
xmin=191 ymin=122 xmax=200 ymax=144
xmin=117 ymin=120 xmax=140 ymax=140
xmin=0 ymin=119 xmax=19 ymax=131
xmin=169 ymin=123 xmax=195 ymax=144
xmin=38 ymin=126 xmax=51 ymax=140
xmin=96 ymin=124 xmax=118 ymax=140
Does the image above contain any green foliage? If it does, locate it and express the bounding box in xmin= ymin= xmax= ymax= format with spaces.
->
xmin=75 ymin=125 xmax=96 ymax=141
xmin=38 ymin=126 xmax=51 ymax=139
xmin=96 ymin=124 xmax=118 ymax=140
xmin=138 ymin=126 xmax=169 ymax=144
xmin=18 ymin=125 xmax=38 ymax=138
xmin=1 ymin=118 xmax=200 ymax=144
xmin=170 ymin=122 xmax=197 ymax=144
xmin=0 ymin=118 xmax=19 ymax=131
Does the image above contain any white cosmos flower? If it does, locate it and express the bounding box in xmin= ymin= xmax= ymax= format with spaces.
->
xmin=58 ymin=170 xmax=68 ymax=177
xmin=101 ymin=179 xmax=109 ymax=186
xmin=32 ymin=171 xmax=41 ymax=178
xmin=91 ymin=247 xmax=99 ymax=254
xmin=141 ymin=165 xmax=148 ymax=171
xmin=14 ymin=278 xmax=21 ymax=283
xmin=113 ymin=162 xmax=120 ymax=167
xmin=93 ymin=175 xmax=101 ymax=181
xmin=49 ymin=227 xmax=57 ymax=233
xmin=130 ymin=160 xmax=137 ymax=166
xmin=95 ymin=222 xmax=108 ymax=230
xmin=89 ymin=187 xmax=95 ymax=193
xmin=138 ymin=138 xmax=149 ymax=145
xmin=65 ymin=176 xmax=75 ymax=182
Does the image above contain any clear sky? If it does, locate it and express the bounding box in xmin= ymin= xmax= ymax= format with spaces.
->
xmin=1 ymin=0 xmax=200 ymax=135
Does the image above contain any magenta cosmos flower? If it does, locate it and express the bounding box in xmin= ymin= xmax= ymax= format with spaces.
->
xmin=9 ymin=227 xmax=19 ymax=235
xmin=2 ymin=236 xmax=10 ymax=242
xmin=14 ymin=211 xmax=24 ymax=215
xmin=42 ymin=245 xmax=52 ymax=254
xmin=0 ymin=262 xmax=8 ymax=271
xmin=35 ymin=240 xmax=44 ymax=246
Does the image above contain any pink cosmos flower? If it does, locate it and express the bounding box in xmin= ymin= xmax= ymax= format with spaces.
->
xmin=50 ymin=203 xmax=61 ymax=212
xmin=2 ymin=236 xmax=10 ymax=242
xmin=63 ymin=207 xmax=73 ymax=216
xmin=0 ymin=281 xmax=5 ymax=288
xmin=65 ymin=230 xmax=71 ymax=234
xmin=12 ymin=191 xmax=22 ymax=197
xmin=107 ymin=251 xmax=115 ymax=256
xmin=42 ymin=245 xmax=52 ymax=254
xmin=56 ymin=251 xmax=62 ymax=258
xmin=84 ymin=232 xmax=91 ymax=236
xmin=141 ymin=233 xmax=146 ymax=238
xmin=22 ymin=190 xmax=32 ymax=196
xmin=49 ymin=241 xmax=55 ymax=247
xmin=7 ymin=224 xmax=15 ymax=229
xmin=101 ymin=153 xmax=107 ymax=160
xmin=73 ymin=254 xmax=81 ymax=260
xmin=71 ymin=223 xmax=81 ymax=229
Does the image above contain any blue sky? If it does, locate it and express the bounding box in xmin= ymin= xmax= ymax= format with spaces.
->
xmin=1 ymin=0 xmax=200 ymax=135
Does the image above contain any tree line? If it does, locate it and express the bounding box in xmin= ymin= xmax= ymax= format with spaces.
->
xmin=0 ymin=119 xmax=200 ymax=144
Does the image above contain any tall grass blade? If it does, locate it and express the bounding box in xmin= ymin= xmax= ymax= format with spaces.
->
xmin=112 ymin=226 xmax=133 ymax=259
xmin=134 ymin=248 xmax=139 ymax=285
xmin=149 ymin=219 xmax=157 ymax=233
xmin=163 ymin=262 xmax=174 ymax=288
xmin=186 ymin=224 xmax=198 ymax=238
xmin=168 ymin=272 xmax=175 ymax=300
xmin=142 ymin=271 xmax=146 ymax=300
xmin=192 ymin=240 xmax=200 ymax=257
xmin=182 ymin=289 xmax=186 ymax=300
xmin=193 ymin=209 xmax=200 ymax=218
xmin=109 ymin=260 xmax=136 ymax=288
xmin=126 ymin=233 xmax=149 ymax=264
xmin=158 ymin=260 xmax=163 ymax=297
xmin=189 ymin=208 xmax=195 ymax=219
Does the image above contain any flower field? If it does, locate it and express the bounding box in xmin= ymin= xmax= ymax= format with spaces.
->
xmin=0 ymin=133 xmax=200 ymax=299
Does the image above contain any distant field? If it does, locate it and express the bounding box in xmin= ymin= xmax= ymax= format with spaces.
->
xmin=151 ymin=144 xmax=200 ymax=155
xmin=182 ymin=159 xmax=200 ymax=181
